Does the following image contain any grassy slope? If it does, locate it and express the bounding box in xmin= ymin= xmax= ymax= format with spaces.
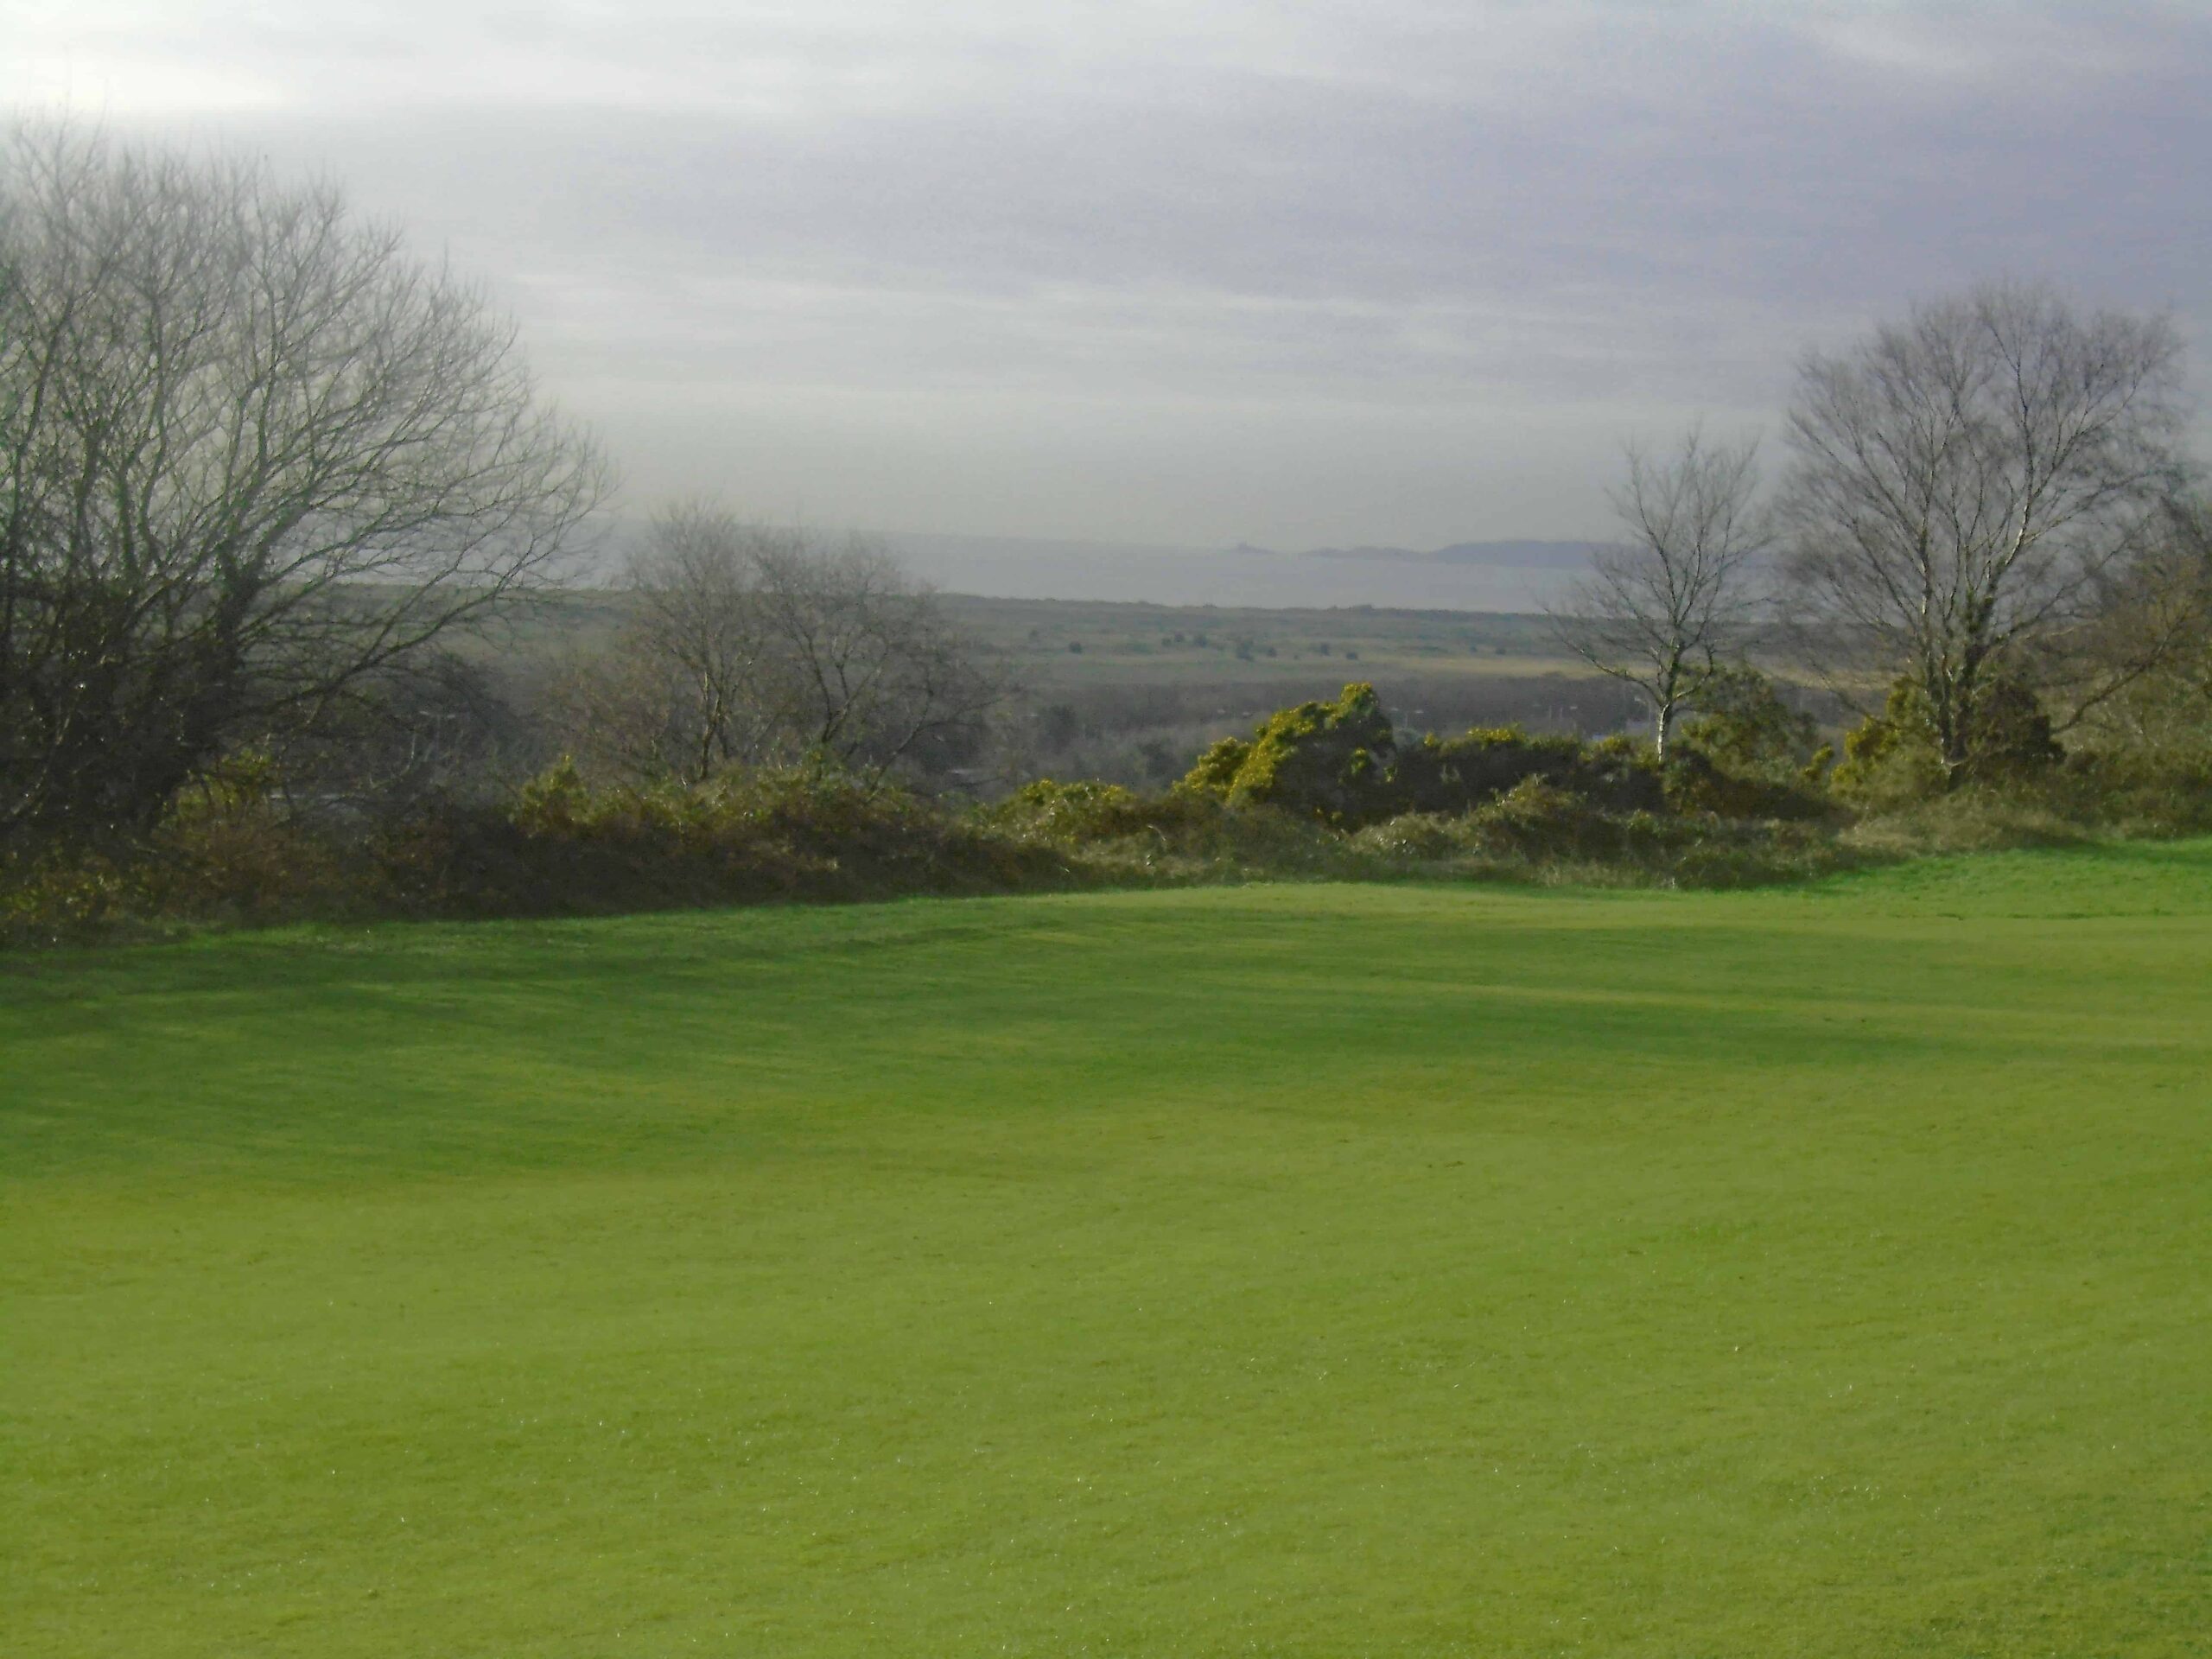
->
xmin=5 ymin=844 xmax=2209 ymax=1656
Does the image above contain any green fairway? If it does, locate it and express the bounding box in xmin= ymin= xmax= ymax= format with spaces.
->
xmin=6 ymin=845 xmax=2209 ymax=1656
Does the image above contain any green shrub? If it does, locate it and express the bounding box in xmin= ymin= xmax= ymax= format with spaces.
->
xmin=1963 ymin=679 xmax=2063 ymax=784
xmin=1177 ymin=683 xmax=1396 ymax=824
xmin=1349 ymin=812 xmax=1478 ymax=862
xmin=1465 ymin=778 xmax=1611 ymax=859
xmin=389 ymin=764 xmax=1076 ymax=919
xmin=1178 ymin=736 xmax=1249 ymax=797
xmin=988 ymin=779 xmax=1161 ymax=844
xmin=23 ymin=664 xmax=2209 ymax=948
xmin=512 ymin=755 xmax=595 ymax=836
xmin=2062 ymin=747 xmax=2212 ymax=834
xmin=1842 ymin=790 xmax=2090 ymax=858
xmin=0 ymin=748 xmax=365 ymax=942
xmin=1830 ymin=680 xmax=1948 ymax=806
xmin=149 ymin=804 xmax=354 ymax=924
xmin=1833 ymin=675 xmax=2061 ymax=805
xmin=0 ymin=849 xmax=147 ymax=947
xmin=1663 ymin=747 xmax=1833 ymax=820
xmin=1179 ymin=688 xmax=1665 ymax=829
xmin=1393 ymin=725 xmax=1662 ymax=817
xmin=1669 ymin=668 xmax=1834 ymax=819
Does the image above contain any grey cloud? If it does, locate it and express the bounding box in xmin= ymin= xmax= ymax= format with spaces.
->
xmin=19 ymin=2 xmax=2209 ymax=546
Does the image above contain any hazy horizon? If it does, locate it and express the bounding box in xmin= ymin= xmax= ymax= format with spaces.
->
xmin=12 ymin=2 xmax=2209 ymax=555
xmin=571 ymin=518 xmax=1598 ymax=610
xmin=876 ymin=530 xmax=1594 ymax=609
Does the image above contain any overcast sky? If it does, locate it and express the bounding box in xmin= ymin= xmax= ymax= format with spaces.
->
xmin=10 ymin=2 xmax=2209 ymax=550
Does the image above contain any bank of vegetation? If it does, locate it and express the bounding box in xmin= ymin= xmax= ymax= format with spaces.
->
xmin=11 ymin=657 xmax=2211 ymax=946
xmin=4 ymin=125 xmax=2210 ymax=944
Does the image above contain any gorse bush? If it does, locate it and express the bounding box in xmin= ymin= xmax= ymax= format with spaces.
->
xmin=1392 ymin=727 xmax=1661 ymax=817
xmin=413 ymin=764 xmax=1071 ymax=918
xmin=1343 ymin=791 xmax=1853 ymax=890
xmin=1666 ymin=668 xmax=1834 ymax=819
xmin=1 ymin=753 xmax=361 ymax=944
xmin=1463 ymin=778 xmax=1612 ymax=860
xmin=1833 ymin=675 xmax=2063 ymax=805
xmin=1830 ymin=681 xmax=1947 ymax=807
xmin=992 ymin=778 xmax=1381 ymax=882
xmin=1348 ymin=811 xmax=1476 ymax=862
xmin=2062 ymin=748 xmax=2212 ymax=834
xmin=1177 ymin=683 xmax=1396 ymax=823
xmin=988 ymin=779 xmax=1183 ymax=845
xmin=0 ymin=849 xmax=145 ymax=947
xmin=1178 ymin=683 xmax=1664 ymax=827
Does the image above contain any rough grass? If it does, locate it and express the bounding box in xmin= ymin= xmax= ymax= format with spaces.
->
xmin=5 ymin=842 xmax=2209 ymax=1656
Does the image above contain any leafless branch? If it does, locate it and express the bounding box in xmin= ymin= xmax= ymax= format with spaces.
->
xmin=1547 ymin=423 xmax=1768 ymax=759
xmin=0 ymin=121 xmax=610 ymax=842
xmin=1774 ymin=281 xmax=2188 ymax=779
xmin=557 ymin=507 xmax=1007 ymax=787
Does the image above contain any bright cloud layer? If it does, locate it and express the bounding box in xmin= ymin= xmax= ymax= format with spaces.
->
xmin=8 ymin=1 xmax=2207 ymax=547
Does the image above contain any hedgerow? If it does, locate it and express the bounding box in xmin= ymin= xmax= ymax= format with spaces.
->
xmin=6 ymin=672 xmax=2209 ymax=945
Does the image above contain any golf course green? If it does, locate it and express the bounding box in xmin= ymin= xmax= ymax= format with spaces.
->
xmin=6 ymin=842 xmax=2209 ymax=1656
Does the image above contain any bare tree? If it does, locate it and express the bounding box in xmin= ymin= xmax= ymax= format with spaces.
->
xmin=2060 ymin=493 xmax=2212 ymax=754
xmin=1776 ymin=281 xmax=2190 ymax=782
xmin=561 ymin=507 xmax=1006 ymax=785
xmin=1548 ymin=426 xmax=1768 ymax=760
xmin=588 ymin=504 xmax=779 ymax=784
xmin=745 ymin=530 xmax=1006 ymax=777
xmin=0 ymin=124 xmax=609 ymax=843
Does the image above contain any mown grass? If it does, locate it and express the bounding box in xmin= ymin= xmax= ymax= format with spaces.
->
xmin=5 ymin=842 xmax=2209 ymax=1656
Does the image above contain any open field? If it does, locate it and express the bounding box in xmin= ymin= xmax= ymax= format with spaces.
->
xmin=495 ymin=588 xmax=1583 ymax=686
xmin=478 ymin=588 xmax=1649 ymax=788
xmin=947 ymin=599 xmax=1654 ymax=779
xmin=938 ymin=596 xmax=1580 ymax=686
xmin=6 ymin=844 xmax=2210 ymax=1655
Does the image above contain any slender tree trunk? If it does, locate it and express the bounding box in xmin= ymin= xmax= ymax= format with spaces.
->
xmin=1655 ymin=694 xmax=1675 ymax=763
xmin=1930 ymin=664 xmax=1976 ymax=788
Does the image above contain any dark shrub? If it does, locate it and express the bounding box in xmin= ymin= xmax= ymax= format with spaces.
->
xmin=1464 ymin=779 xmax=1611 ymax=859
xmin=1669 ymin=668 xmax=1834 ymax=818
xmin=396 ymin=764 xmax=1069 ymax=918
xmin=1834 ymin=674 xmax=2061 ymax=805
xmin=1394 ymin=726 xmax=1662 ymax=817
xmin=989 ymin=779 xmax=1165 ymax=844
